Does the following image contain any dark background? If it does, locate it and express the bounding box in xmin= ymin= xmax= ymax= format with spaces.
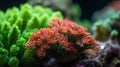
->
xmin=73 ymin=0 xmax=113 ymax=19
xmin=0 ymin=0 xmax=113 ymax=20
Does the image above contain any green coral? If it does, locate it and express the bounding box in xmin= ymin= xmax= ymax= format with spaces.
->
xmin=0 ymin=48 xmax=9 ymax=67
xmin=10 ymin=45 xmax=20 ymax=56
xmin=8 ymin=57 xmax=19 ymax=67
xmin=92 ymin=11 xmax=120 ymax=42
xmin=0 ymin=3 xmax=63 ymax=67
xmin=28 ymin=0 xmax=91 ymax=28
xmin=76 ymin=19 xmax=90 ymax=28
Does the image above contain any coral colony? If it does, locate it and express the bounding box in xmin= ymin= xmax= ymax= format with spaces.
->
xmin=1 ymin=3 xmax=120 ymax=67
xmin=0 ymin=3 xmax=63 ymax=67
xmin=26 ymin=18 xmax=100 ymax=61
xmin=93 ymin=12 xmax=120 ymax=43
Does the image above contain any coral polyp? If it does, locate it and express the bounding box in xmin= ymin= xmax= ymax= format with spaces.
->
xmin=26 ymin=18 xmax=100 ymax=62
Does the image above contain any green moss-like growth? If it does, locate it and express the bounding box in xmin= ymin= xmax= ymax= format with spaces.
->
xmin=0 ymin=3 xmax=63 ymax=67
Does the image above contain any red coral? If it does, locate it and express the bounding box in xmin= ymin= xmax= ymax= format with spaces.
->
xmin=26 ymin=28 xmax=76 ymax=58
xmin=26 ymin=18 xmax=100 ymax=59
xmin=49 ymin=18 xmax=87 ymax=37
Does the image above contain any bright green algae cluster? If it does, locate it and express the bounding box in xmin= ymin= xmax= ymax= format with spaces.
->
xmin=0 ymin=3 xmax=63 ymax=67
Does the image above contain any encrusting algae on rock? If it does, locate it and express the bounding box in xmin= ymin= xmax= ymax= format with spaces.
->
xmin=26 ymin=18 xmax=100 ymax=63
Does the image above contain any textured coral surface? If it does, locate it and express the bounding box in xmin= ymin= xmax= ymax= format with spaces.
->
xmin=26 ymin=18 xmax=100 ymax=61
xmin=0 ymin=3 xmax=63 ymax=67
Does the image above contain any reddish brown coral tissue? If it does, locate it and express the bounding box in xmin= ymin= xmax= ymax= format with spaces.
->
xmin=26 ymin=18 xmax=100 ymax=59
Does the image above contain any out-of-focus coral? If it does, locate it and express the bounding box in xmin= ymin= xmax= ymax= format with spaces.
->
xmin=28 ymin=0 xmax=81 ymax=20
xmin=76 ymin=19 xmax=91 ymax=29
xmin=92 ymin=0 xmax=120 ymax=22
xmin=0 ymin=3 xmax=63 ymax=67
xmin=27 ymin=0 xmax=91 ymax=29
xmin=26 ymin=18 xmax=100 ymax=63
xmin=92 ymin=11 xmax=120 ymax=43
xmin=92 ymin=11 xmax=120 ymax=66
